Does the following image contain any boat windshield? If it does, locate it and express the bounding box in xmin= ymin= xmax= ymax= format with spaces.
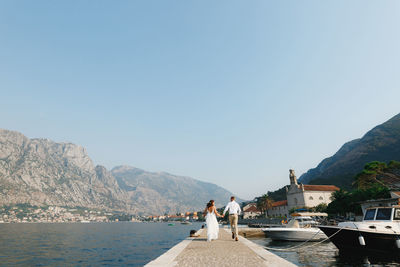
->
xmin=394 ymin=209 xmax=400 ymax=220
xmin=375 ymin=208 xmax=392 ymax=220
xmin=364 ymin=209 xmax=376 ymax=220
xmin=294 ymin=217 xmax=318 ymax=226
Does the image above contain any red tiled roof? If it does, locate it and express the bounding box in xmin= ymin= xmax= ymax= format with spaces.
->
xmin=272 ymin=200 xmax=287 ymax=207
xmin=243 ymin=206 xmax=261 ymax=212
xmin=303 ymin=185 xmax=339 ymax=191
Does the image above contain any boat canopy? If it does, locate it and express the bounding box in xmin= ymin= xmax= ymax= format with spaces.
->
xmin=290 ymin=212 xmax=328 ymax=217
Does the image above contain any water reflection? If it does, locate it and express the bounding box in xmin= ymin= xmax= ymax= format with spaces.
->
xmin=337 ymin=250 xmax=400 ymax=267
xmin=0 ymin=222 xmax=201 ymax=266
xmin=248 ymin=237 xmax=400 ymax=267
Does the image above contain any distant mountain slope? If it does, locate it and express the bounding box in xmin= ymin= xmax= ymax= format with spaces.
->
xmin=299 ymin=113 xmax=400 ymax=189
xmin=0 ymin=129 xmax=241 ymax=215
xmin=111 ymin=166 xmax=241 ymax=215
xmin=0 ymin=129 xmax=130 ymax=211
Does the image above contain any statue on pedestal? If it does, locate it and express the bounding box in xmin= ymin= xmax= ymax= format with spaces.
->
xmin=289 ymin=169 xmax=298 ymax=185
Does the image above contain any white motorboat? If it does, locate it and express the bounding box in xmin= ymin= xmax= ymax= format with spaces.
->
xmin=319 ymin=205 xmax=400 ymax=254
xmin=262 ymin=214 xmax=327 ymax=242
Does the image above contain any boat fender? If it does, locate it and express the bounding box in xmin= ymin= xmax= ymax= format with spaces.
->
xmin=396 ymin=239 xmax=400 ymax=249
xmin=358 ymin=235 xmax=366 ymax=246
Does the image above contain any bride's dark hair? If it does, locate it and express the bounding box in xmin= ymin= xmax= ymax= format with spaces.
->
xmin=206 ymin=200 xmax=215 ymax=209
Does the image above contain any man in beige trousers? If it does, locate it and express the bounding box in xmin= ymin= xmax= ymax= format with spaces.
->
xmin=223 ymin=196 xmax=241 ymax=241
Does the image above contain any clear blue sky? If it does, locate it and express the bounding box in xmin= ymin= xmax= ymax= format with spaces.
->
xmin=1 ymin=1 xmax=399 ymax=199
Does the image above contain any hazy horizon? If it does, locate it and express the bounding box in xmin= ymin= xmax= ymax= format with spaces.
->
xmin=1 ymin=1 xmax=400 ymax=199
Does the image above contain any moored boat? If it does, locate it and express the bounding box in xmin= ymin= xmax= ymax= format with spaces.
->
xmin=262 ymin=214 xmax=327 ymax=241
xmin=319 ymin=205 xmax=400 ymax=254
xmin=263 ymin=227 xmax=327 ymax=241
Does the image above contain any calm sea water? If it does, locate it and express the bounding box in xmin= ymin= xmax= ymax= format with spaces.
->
xmin=0 ymin=222 xmax=202 ymax=266
xmin=3 ymin=223 xmax=400 ymax=266
xmin=248 ymin=237 xmax=400 ymax=267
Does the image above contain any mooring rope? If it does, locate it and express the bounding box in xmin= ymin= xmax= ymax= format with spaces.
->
xmin=264 ymin=227 xmax=344 ymax=252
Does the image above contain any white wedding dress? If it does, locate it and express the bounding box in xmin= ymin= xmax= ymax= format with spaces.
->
xmin=205 ymin=210 xmax=219 ymax=241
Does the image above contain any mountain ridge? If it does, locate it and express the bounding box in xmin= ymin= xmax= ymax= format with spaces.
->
xmin=0 ymin=129 xmax=240 ymax=215
xmin=299 ymin=113 xmax=400 ymax=188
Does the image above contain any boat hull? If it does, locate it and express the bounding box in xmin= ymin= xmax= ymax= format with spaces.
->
xmin=318 ymin=225 xmax=400 ymax=254
xmin=262 ymin=227 xmax=327 ymax=241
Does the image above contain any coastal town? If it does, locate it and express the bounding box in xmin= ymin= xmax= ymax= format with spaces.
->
xmin=0 ymin=205 xmax=114 ymax=223
xmin=0 ymin=204 xmax=203 ymax=223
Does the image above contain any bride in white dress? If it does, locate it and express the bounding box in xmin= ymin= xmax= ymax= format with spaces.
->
xmin=204 ymin=200 xmax=223 ymax=242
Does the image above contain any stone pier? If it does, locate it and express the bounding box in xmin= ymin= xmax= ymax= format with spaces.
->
xmin=145 ymin=227 xmax=296 ymax=267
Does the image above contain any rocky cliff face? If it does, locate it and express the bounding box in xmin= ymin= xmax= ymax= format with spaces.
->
xmin=299 ymin=113 xmax=400 ymax=189
xmin=0 ymin=129 xmax=130 ymax=211
xmin=0 ymin=129 xmax=239 ymax=214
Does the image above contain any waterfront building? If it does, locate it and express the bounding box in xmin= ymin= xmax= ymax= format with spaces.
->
xmin=268 ymin=200 xmax=288 ymax=217
xmin=286 ymin=169 xmax=339 ymax=212
xmin=242 ymin=203 xmax=261 ymax=219
xmin=265 ymin=170 xmax=339 ymax=216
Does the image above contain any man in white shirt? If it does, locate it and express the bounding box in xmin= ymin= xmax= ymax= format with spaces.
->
xmin=223 ymin=196 xmax=241 ymax=241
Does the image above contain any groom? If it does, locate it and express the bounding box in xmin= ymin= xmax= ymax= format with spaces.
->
xmin=223 ymin=196 xmax=241 ymax=241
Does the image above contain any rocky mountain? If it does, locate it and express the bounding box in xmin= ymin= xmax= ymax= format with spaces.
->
xmin=299 ymin=113 xmax=400 ymax=189
xmin=112 ymin=166 xmax=240 ymax=215
xmin=0 ymin=129 xmax=130 ymax=211
xmin=0 ymin=129 xmax=239 ymax=215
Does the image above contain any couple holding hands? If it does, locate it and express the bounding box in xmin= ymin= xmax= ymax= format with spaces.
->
xmin=203 ymin=196 xmax=241 ymax=242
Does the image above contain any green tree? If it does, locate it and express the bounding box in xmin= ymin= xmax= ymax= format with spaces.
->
xmin=256 ymin=194 xmax=274 ymax=217
xmin=314 ymin=203 xmax=328 ymax=213
xmin=327 ymin=185 xmax=390 ymax=216
xmin=266 ymin=187 xmax=287 ymax=201
xmin=388 ymin=160 xmax=400 ymax=170
xmin=326 ymin=189 xmax=351 ymax=215
xmin=197 ymin=210 xmax=205 ymax=221
xmin=353 ymin=161 xmax=388 ymax=189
